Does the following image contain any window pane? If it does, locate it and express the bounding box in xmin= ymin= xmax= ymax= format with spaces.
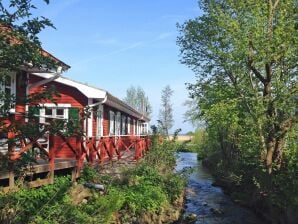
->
xmin=109 ymin=111 xmax=115 ymax=135
xmin=4 ymin=76 xmax=11 ymax=86
xmin=45 ymin=108 xmax=52 ymax=116
xmin=5 ymin=87 xmax=11 ymax=95
xmin=56 ymin=108 xmax=64 ymax=116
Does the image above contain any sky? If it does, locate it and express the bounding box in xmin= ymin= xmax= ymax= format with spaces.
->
xmin=34 ymin=0 xmax=201 ymax=134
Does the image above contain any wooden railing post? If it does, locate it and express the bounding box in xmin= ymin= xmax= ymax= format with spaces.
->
xmin=48 ymin=134 xmax=55 ymax=184
xmin=7 ymin=130 xmax=16 ymax=189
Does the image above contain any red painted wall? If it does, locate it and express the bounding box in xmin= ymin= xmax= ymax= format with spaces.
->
xmin=29 ymin=74 xmax=88 ymax=158
xmin=29 ymin=75 xmax=88 ymax=107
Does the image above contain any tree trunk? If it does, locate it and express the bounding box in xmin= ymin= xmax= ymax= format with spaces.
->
xmin=273 ymin=137 xmax=285 ymax=170
xmin=266 ymin=135 xmax=276 ymax=174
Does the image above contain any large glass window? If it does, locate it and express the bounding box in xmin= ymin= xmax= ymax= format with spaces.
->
xmin=0 ymin=73 xmax=16 ymax=112
xmin=133 ymin=119 xmax=136 ymax=135
xmin=127 ymin=117 xmax=131 ymax=134
xmin=109 ymin=111 xmax=115 ymax=135
xmin=121 ymin=115 xmax=126 ymax=135
xmin=96 ymin=106 xmax=103 ymax=137
xmin=116 ymin=112 xmax=121 ymax=135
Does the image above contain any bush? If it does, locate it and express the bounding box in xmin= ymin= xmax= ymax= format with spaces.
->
xmin=0 ymin=137 xmax=186 ymax=224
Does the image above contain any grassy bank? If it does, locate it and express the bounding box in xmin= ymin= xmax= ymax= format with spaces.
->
xmin=0 ymin=139 xmax=186 ymax=224
xmin=202 ymin=151 xmax=298 ymax=224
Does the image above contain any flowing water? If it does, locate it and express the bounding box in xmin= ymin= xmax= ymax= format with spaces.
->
xmin=176 ymin=152 xmax=263 ymax=224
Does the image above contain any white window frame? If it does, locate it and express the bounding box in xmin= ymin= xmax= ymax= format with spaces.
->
xmin=116 ymin=112 xmax=121 ymax=136
xmin=121 ymin=115 xmax=126 ymax=135
xmin=0 ymin=72 xmax=16 ymax=113
xmin=133 ymin=119 xmax=136 ymax=135
xmin=39 ymin=103 xmax=71 ymax=124
xmin=127 ymin=117 xmax=131 ymax=135
xmin=96 ymin=105 xmax=103 ymax=137
xmin=109 ymin=110 xmax=115 ymax=136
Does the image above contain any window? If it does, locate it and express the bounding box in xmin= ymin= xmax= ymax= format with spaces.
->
xmin=127 ymin=117 xmax=131 ymax=134
xmin=115 ymin=112 xmax=121 ymax=136
xmin=121 ymin=115 xmax=126 ymax=135
xmin=109 ymin=111 xmax=115 ymax=135
xmin=141 ymin=122 xmax=148 ymax=135
xmin=0 ymin=72 xmax=16 ymax=112
xmin=96 ymin=106 xmax=103 ymax=137
xmin=40 ymin=106 xmax=69 ymax=124
xmin=133 ymin=119 xmax=136 ymax=135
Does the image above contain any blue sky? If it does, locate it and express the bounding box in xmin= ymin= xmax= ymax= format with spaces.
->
xmin=35 ymin=0 xmax=201 ymax=133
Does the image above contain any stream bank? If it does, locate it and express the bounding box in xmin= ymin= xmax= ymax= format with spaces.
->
xmin=176 ymin=152 xmax=263 ymax=224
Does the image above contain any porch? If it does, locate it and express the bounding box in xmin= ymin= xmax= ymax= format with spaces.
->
xmin=0 ymin=134 xmax=151 ymax=191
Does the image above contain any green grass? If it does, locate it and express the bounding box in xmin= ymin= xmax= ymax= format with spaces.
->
xmin=0 ymin=138 xmax=186 ymax=224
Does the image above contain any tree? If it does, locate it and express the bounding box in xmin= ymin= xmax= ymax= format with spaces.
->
xmin=0 ymin=0 xmax=54 ymax=71
xmin=123 ymin=86 xmax=152 ymax=118
xmin=158 ymin=85 xmax=174 ymax=136
xmin=177 ymin=0 xmax=298 ymax=214
xmin=0 ymin=1 xmax=81 ymax=172
xmin=178 ymin=0 xmax=297 ymax=174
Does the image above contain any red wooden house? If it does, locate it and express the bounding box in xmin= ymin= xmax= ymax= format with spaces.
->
xmin=28 ymin=73 xmax=150 ymax=168
xmin=0 ymin=24 xmax=150 ymax=190
xmin=1 ymin=63 xmax=150 ymax=190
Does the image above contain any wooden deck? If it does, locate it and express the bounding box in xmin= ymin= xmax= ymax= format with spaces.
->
xmin=0 ymin=158 xmax=77 ymax=191
xmin=0 ymin=135 xmax=150 ymax=192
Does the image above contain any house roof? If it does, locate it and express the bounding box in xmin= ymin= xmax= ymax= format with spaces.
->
xmin=31 ymin=73 xmax=150 ymax=122
xmin=32 ymin=73 xmax=106 ymax=100
xmin=105 ymin=92 xmax=150 ymax=122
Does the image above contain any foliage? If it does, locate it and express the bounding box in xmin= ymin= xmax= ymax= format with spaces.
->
xmin=79 ymin=164 xmax=99 ymax=183
xmin=158 ymin=85 xmax=174 ymax=136
xmin=0 ymin=176 xmax=71 ymax=224
xmin=0 ymin=132 xmax=185 ymax=223
xmin=178 ymin=0 xmax=298 ymax=218
xmin=179 ymin=129 xmax=208 ymax=157
xmin=123 ymin=85 xmax=152 ymax=118
xmin=0 ymin=0 xmax=85 ymax=175
xmin=0 ymin=0 xmax=54 ymax=70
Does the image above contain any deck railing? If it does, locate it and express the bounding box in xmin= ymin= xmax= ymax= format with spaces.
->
xmin=0 ymin=125 xmax=151 ymax=190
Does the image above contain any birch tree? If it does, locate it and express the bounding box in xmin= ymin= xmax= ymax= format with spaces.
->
xmin=124 ymin=86 xmax=152 ymax=118
xmin=158 ymin=85 xmax=174 ymax=136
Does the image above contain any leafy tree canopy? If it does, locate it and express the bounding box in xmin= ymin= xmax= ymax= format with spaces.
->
xmin=0 ymin=0 xmax=55 ymax=70
xmin=123 ymin=85 xmax=152 ymax=118
xmin=158 ymin=85 xmax=174 ymax=136
xmin=178 ymin=0 xmax=297 ymax=174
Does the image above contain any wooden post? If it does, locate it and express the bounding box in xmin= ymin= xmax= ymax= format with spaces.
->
xmin=71 ymin=167 xmax=77 ymax=182
xmin=135 ymin=138 xmax=140 ymax=161
xmin=48 ymin=134 xmax=55 ymax=184
xmin=8 ymin=129 xmax=16 ymax=189
xmin=8 ymin=170 xmax=15 ymax=189
xmin=76 ymin=136 xmax=83 ymax=178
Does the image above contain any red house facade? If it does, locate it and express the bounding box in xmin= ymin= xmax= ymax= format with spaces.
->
xmin=0 ymin=64 xmax=150 ymax=190
xmin=28 ymin=73 xmax=150 ymax=165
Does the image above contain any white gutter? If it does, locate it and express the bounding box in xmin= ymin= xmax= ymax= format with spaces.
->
xmin=28 ymin=66 xmax=63 ymax=90
xmin=87 ymin=94 xmax=108 ymax=107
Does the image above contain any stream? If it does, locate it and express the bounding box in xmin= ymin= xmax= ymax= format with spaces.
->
xmin=176 ymin=152 xmax=263 ymax=224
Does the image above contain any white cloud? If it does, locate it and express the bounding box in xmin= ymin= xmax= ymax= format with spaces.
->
xmin=73 ymin=41 xmax=144 ymax=66
xmin=154 ymin=32 xmax=174 ymax=41
xmin=73 ymin=31 xmax=173 ymax=66
xmin=93 ymin=38 xmax=118 ymax=45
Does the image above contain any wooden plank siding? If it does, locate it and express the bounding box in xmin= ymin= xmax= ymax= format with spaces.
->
xmin=28 ymin=75 xmax=88 ymax=107
xmin=28 ymin=74 xmax=88 ymax=159
xmin=0 ymin=73 xmax=151 ymax=190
